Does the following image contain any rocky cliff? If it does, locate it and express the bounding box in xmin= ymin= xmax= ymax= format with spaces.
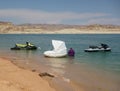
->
xmin=0 ymin=21 xmax=22 ymax=33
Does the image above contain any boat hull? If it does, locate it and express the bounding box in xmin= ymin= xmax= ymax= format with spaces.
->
xmin=11 ymin=46 xmax=37 ymax=50
xmin=84 ymin=48 xmax=111 ymax=52
xmin=44 ymin=51 xmax=67 ymax=58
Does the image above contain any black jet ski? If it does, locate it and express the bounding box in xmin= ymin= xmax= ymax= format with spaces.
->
xmin=11 ymin=42 xmax=37 ymax=50
xmin=84 ymin=43 xmax=111 ymax=52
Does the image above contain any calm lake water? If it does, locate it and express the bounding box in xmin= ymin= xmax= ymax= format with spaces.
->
xmin=0 ymin=34 xmax=120 ymax=91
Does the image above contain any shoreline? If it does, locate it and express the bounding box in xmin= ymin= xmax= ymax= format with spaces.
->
xmin=0 ymin=31 xmax=120 ymax=34
xmin=0 ymin=28 xmax=120 ymax=34
xmin=0 ymin=57 xmax=56 ymax=91
xmin=0 ymin=56 xmax=85 ymax=91
xmin=0 ymin=49 xmax=120 ymax=91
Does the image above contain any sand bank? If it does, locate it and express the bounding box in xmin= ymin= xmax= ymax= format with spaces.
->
xmin=56 ymin=29 xmax=120 ymax=34
xmin=0 ymin=57 xmax=56 ymax=91
xmin=1 ymin=28 xmax=120 ymax=34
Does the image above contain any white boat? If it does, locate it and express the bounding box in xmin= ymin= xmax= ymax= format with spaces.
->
xmin=44 ymin=40 xmax=67 ymax=57
xmin=84 ymin=44 xmax=111 ymax=52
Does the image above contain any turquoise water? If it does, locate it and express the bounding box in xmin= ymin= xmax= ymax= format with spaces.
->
xmin=0 ymin=34 xmax=120 ymax=91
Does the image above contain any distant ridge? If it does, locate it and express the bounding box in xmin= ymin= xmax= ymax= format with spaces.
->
xmin=0 ymin=21 xmax=120 ymax=34
xmin=0 ymin=21 xmax=12 ymax=25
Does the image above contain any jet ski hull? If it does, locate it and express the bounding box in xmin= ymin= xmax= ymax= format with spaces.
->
xmin=11 ymin=43 xmax=37 ymax=50
xmin=84 ymin=48 xmax=111 ymax=52
xmin=11 ymin=46 xmax=37 ymax=50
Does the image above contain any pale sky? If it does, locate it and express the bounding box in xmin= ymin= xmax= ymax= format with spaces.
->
xmin=0 ymin=0 xmax=120 ymax=25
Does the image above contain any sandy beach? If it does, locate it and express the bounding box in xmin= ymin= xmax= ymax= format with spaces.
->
xmin=0 ymin=57 xmax=56 ymax=91
xmin=1 ymin=28 xmax=120 ymax=34
xmin=0 ymin=57 xmax=85 ymax=91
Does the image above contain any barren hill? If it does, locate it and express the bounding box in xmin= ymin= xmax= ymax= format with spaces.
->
xmin=0 ymin=21 xmax=120 ymax=34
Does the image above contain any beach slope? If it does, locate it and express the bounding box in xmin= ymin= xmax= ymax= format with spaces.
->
xmin=0 ymin=58 xmax=55 ymax=91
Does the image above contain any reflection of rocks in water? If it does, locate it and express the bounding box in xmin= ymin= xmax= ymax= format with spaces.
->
xmin=39 ymin=72 xmax=55 ymax=78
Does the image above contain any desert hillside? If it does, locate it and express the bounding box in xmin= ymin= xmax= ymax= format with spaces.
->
xmin=0 ymin=21 xmax=120 ymax=34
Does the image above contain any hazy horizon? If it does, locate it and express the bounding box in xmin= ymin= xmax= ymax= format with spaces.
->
xmin=0 ymin=0 xmax=120 ymax=25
